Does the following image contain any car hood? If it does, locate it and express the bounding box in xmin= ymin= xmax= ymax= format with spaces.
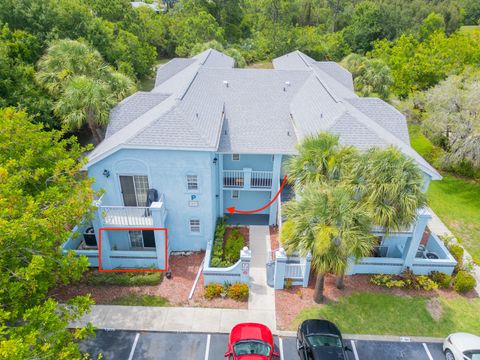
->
xmin=449 ymin=333 xmax=480 ymax=352
xmin=311 ymin=347 xmax=345 ymax=360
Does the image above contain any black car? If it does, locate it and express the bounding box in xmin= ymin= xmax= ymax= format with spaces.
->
xmin=296 ymin=319 xmax=352 ymax=360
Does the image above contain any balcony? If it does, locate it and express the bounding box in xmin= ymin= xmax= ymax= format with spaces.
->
xmin=96 ymin=194 xmax=167 ymax=227
xmin=223 ymin=169 xmax=273 ymax=190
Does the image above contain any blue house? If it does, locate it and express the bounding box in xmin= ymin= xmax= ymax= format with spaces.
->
xmin=62 ymin=49 xmax=456 ymax=280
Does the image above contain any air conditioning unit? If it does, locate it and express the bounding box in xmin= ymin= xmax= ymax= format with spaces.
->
xmin=83 ymin=227 xmax=97 ymax=247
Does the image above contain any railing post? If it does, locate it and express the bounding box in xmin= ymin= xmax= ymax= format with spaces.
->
xmin=244 ymin=168 xmax=252 ymax=190
xmin=151 ymin=202 xmax=166 ymax=269
xmin=302 ymin=253 xmax=312 ymax=287
xmin=269 ymin=154 xmax=282 ymax=225
xmin=274 ymin=247 xmax=287 ymax=289
xmin=240 ymin=246 xmax=251 ymax=284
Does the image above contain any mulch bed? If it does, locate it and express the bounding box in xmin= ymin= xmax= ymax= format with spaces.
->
xmin=275 ymin=272 xmax=476 ymax=330
xmin=50 ymin=251 xmax=247 ymax=309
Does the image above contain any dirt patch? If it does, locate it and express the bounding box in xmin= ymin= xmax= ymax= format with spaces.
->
xmin=275 ymin=273 xmax=466 ymax=330
xmin=426 ymin=298 xmax=443 ymax=321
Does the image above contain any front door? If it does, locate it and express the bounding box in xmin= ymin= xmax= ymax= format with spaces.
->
xmin=119 ymin=175 xmax=149 ymax=207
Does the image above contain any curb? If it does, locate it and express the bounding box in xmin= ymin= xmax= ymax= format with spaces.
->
xmin=276 ymin=330 xmax=444 ymax=343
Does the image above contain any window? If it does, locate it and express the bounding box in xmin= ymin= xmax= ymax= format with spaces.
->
xmin=232 ymin=154 xmax=240 ymax=161
xmin=129 ymin=230 xmax=143 ymax=248
xmin=189 ymin=219 xmax=200 ymax=233
xmin=186 ymin=175 xmax=198 ymax=191
xmin=119 ymin=175 xmax=149 ymax=206
xmin=232 ymin=190 xmax=239 ymax=199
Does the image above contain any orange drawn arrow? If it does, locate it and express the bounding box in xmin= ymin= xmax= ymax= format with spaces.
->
xmin=226 ymin=175 xmax=288 ymax=214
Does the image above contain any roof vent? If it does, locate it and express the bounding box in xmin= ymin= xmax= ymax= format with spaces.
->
xmin=320 ymin=113 xmax=323 ymax=119
xmin=223 ymin=80 xmax=229 ymax=88
xmin=285 ymin=81 xmax=291 ymax=87
xmin=287 ymin=130 xmax=291 ymax=136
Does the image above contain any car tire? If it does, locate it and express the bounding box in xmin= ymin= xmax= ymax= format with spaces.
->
xmin=444 ymin=349 xmax=455 ymax=360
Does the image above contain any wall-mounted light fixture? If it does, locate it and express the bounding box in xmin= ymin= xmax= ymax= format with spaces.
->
xmin=213 ymin=157 xmax=218 ymax=164
xmin=102 ymin=169 xmax=110 ymax=178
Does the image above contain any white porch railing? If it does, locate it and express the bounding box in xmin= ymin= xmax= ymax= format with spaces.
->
xmin=100 ymin=206 xmax=153 ymax=226
xmin=285 ymin=263 xmax=305 ymax=279
xmin=223 ymin=170 xmax=244 ymax=188
xmin=371 ymin=224 xmax=415 ymax=234
xmin=251 ymin=171 xmax=273 ymax=188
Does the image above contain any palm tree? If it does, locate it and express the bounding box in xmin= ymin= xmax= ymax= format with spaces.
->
xmin=355 ymin=147 xmax=427 ymax=233
xmin=282 ymin=182 xmax=374 ymax=303
xmin=36 ymin=39 xmax=136 ymax=143
xmin=285 ymin=132 xmax=358 ymax=187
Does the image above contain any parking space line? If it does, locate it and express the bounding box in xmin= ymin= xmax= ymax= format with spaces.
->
xmin=350 ymin=340 xmax=360 ymax=360
xmin=278 ymin=337 xmax=284 ymax=360
xmin=204 ymin=334 xmax=211 ymax=360
xmin=422 ymin=343 xmax=434 ymax=360
xmin=127 ymin=333 xmax=140 ymax=360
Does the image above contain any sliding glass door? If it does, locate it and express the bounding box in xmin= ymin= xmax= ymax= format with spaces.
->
xmin=119 ymin=175 xmax=149 ymax=207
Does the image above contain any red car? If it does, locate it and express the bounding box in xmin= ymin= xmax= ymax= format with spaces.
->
xmin=225 ymin=323 xmax=280 ymax=360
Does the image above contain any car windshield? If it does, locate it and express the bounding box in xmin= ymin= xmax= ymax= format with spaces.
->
xmin=306 ymin=334 xmax=342 ymax=348
xmin=463 ymin=350 xmax=480 ymax=360
xmin=233 ymin=340 xmax=271 ymax=356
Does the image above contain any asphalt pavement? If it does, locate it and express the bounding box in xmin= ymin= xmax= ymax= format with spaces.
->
xmin=80 ymin=329 xmax=446 ymax=360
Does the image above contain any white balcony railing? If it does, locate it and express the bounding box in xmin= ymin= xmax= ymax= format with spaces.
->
xmin=223 ymin=170 xmax=244 ymax=188
xmin=101 ymin=206 xmax=154 ymax=226
xmin=285 ymin=263 xmax=305 ymax=279
xmin=251 ymin=171 xmax=273 ymax=188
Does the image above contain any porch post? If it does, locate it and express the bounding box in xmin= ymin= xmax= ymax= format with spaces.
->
xmin=219 ymin=155 xmax=224 ymax=217
xmin=94 ymin=204 xmax=112 ymax=269
xmin=151 ymin=202 xmax=167 ymax=269
xmin=269 ymin=154 xmax=282 ymax=225
xmin=244 ymin=168 xmax=252 ymax=190
xmin=402 ymin=208 xmax=431 ymax=271
xmin=274 ymin=247 xmax=287 ymax=289
xmin=240 ymin=246 xmax=251 ymax=283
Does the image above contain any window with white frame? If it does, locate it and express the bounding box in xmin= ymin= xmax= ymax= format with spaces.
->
xmin=232 ymin=154 xmax=240 ymax=161
xmin=186 ymin=174 xmax=198 ymax=190
xmin=189 ymin=219 xmax=201 ymax=233
xmin=129 ymin=230 xmax=143 ymax=248
xmin=232 ymin=190 xmax=239 ymax=199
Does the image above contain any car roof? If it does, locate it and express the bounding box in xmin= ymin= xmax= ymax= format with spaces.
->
xmin=450 ymin=333 xmax=480 ymax=351
xmin=300 ymin=319 xmax=342 ymax=337
xmin=230 ymin=323 xmax=274 ymax=344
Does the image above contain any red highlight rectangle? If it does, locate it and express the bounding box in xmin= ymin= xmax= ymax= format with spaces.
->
xmin=98 ymin=227 xmax=168 ymax=273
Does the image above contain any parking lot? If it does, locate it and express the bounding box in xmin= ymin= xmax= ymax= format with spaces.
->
xmin=81 ymin=330 xmax=445 ymax=359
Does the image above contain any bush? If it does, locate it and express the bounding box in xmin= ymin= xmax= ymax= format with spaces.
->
xmin=430 ymin=271 xmax=452 ymax=289
xmin=224 ymin=228 xmax=244 ymax=263
xmin=449 ymin=245 xmax=464 ymax=263
xmin=85 ymin=271 xmax=163 ymax=286
xmin=227 ymin=282 xmax=249 ymax=301
xmin=454 ymin=271 xmax=477 ymax=293
xmin=204 ymin=283 xmax=224 ymax=300
xmin=370 ymin=271 xmax=438 ymax=291
xmin=284 ymin=278 xmax=293 ymax=289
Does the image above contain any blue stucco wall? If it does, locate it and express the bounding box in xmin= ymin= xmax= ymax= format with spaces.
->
xmin=222 ymin=154 xmax=274 ymax=171
xmin=89 ymin=148 xmax=217 ymax=252
xmin=222 ymin=190 xmax=271 ymax=215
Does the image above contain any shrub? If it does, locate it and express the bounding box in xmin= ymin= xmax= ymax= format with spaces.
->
xmin=430 ymin=271 xmax=451 ymax=289
xmin=204 ymin=283 xmax=224 ymax=300
xmin=227 ymin=282 xmax=249 ymax=301
xmin=370 ymin=272 xmax=437 ymax=291
xmin=370 ymin=274 xmax=406 ymax=288
xmin=453 ymin=271 xmax=477 ymax=293
xmin=416 ymin=276 xmax=438 ymax=291
xmin=224 ymin=228 xmax=244 ymax=263
xmin=85 ymin=271 xmax=163 ymax=286
xmin=284 ymin=278 xmax=293 ymax=289
xmin=449 ymin=245 xmax=464 ymax=264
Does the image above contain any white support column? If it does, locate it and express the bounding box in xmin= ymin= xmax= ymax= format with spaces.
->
xmin=240 ymin=247 xmax=251 ymax=283
xmin=274 ymin=248 xmax=287 ymax=289
xmin=219 ymin=155 xmax=224 ymax=216
xmin=302 ymin=253 xmax=312 ymax=287
xmin=244 ymin=168 xmax=252 ymax=190
xmin=269 ymin=154 xmax=282 ymax=225
xmin=151 ymin=201 xmax=166 ymax=269
xmin=403 ymin=208 xmax=431 ymax=271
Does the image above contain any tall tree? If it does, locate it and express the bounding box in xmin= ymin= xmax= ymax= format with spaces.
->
xmin=0 ymin=108 xmax=95 ymax=359
xmin=36 ymin=39 xmax=136 ymax=143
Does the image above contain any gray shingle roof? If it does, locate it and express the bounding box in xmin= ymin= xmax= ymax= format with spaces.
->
xmin=105 ymin=92 xmax=170 ymax=138
xmin=155 ymin=58 xmax=195 ymax=87
xmin=88 ymin=49 xmax=440 ymax=180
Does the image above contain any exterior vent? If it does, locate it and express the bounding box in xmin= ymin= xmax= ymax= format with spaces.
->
xmin=285 ymin=81 xmax=291 ymax=87
xmin=223 ymin=80 xmax=229 ymax=88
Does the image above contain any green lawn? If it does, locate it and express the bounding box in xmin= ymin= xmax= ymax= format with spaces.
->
xmin=428 ymin=175 xmax=480 ymax=262
xmin=460 ymin=25 xmax=480 ymax=34
xmin=110 ymin=294 xmax=169 ymax=307
xmin=409 ymin=125 xmax=480 ymax=262
xmin=293 ymin=293 xmax=480 ymax=337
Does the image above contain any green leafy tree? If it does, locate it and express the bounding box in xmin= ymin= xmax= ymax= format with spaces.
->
xmin=0 ymin=107 xmax=95 ymax=359
xmin=36 ymin=39 xmax=136 ymax=143
xmin=190 ymin=40 xmax=246 ymax=68
xmin=418 ymin=12 xmax=445 ymax=40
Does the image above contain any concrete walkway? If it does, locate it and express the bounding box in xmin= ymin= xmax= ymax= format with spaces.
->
xmin=428 ymin=207 xmax=480 ymax=296
xmin=71 ymin=226 xmax=277 ymax=333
